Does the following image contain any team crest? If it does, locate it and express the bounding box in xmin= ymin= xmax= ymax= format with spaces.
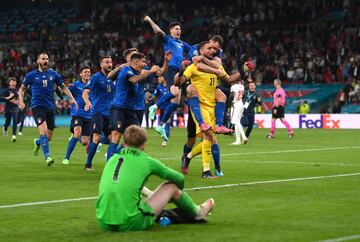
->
xmin=49 ymin=75 xmax=54 ymax=81
xmin=37 ymin=118 xmax=42 ymax=123
xmin=117 ymin=122 xmax=122 ymax=129
xmin=74 ymin=119 xmax=79 ymax=125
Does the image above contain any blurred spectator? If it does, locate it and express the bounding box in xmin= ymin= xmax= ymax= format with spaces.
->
xmin=298 ymin=101 xmax=311 ymax=114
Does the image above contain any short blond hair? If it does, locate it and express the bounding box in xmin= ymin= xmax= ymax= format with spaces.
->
xmin=123 ymin=125 xmax=147 ymax=148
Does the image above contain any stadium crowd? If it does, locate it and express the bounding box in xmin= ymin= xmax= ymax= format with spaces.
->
xmin=0 ymin=0 xmax=359 ymax=114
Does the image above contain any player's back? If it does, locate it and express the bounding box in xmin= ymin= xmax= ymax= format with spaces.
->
xmin=231 ymin=83 xmax=244 ymax=103
xmin=96 ymin=147 xmax=171 ymax=225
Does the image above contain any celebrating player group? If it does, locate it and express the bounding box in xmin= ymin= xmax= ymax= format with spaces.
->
xmin=9 ymin=15 xmax=282 ymax=231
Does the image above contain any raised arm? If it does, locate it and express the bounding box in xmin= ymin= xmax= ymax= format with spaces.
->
xmin=18 ymin=84 xmax=27 ymax=110
xmin=156 ymin=51 xmax=172 ymax=76
xmin=129 ymin=65 xmax=160 ymax=84
xmin=144 ymin=16 xmax=166 ymax=37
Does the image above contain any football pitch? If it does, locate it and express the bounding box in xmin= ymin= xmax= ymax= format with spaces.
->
xmin=0 ymin=127 xmax=359 ymax=242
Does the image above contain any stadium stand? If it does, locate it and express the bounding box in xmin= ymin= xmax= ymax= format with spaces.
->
xmin=0 ymin=0 xmax=359 ymax=114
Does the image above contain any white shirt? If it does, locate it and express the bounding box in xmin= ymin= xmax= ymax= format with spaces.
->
xmin=230 ymin=83 xmax=245 ymax=103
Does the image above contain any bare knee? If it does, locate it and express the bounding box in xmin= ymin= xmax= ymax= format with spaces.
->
xmin=215 ymin=89 xmax=226 ymax=102
xmin=81 ymin=137 xmax=90 ymax=146
xmin=73 ymin=127 xmax=81 ymax=139
xmin=162 ymin=182 xmax=182 ymax=199
xmin=170 ymin=85 xmax=180 ymax=96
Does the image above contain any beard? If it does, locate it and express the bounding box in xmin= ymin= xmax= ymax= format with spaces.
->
xmin=40 ymin=63 xmax=48 ymax=70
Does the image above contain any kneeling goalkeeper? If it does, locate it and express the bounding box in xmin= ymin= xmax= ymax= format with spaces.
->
xmin=96 ymin=125 xmax=214 ymax=231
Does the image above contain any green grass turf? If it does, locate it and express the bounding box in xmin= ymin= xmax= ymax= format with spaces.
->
xmin=0 ymin=127 xmax=359 ymax=242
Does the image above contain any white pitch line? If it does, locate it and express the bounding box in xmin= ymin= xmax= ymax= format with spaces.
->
xmin=1 ymin=172 xmax=360 ymax=209
xmin=318 ymin=234 xmax=360 ymax=242
xmin=223 ymin=159 xmax=358 ymax=167
xmin=184 ymin=172 xmax=360 ymax=191
xmin=158 ymin=146 xmax=360 ymax=160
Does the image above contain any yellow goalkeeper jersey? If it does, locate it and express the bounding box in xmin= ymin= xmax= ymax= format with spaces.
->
xmin=183 ymin=63 xmax=227 ymax=107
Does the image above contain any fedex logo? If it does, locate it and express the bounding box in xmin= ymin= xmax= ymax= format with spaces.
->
xmin=299 ymin=114 xmax=340 ymax=129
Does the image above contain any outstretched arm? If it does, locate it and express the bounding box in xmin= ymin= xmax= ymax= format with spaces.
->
xmin=221 ymin=72 xmax=241 ymax=84
xmin=107 ymin=63 xmax=128 ymax=80
xmin=82 ymin=88 xmax=92 ymax=111
xmin=18 ymin=84 xmax=27 ymax=110
xmin=129 ymin=65 xmax=160 ymax=84
xmin=144 ymin=16 xmax=165 ymax=37
xmin=60 ymin=83 xmax=78 ymax=109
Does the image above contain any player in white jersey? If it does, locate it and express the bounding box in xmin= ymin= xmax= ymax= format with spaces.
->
xmin=230 ymin=82 xmax=248 ymax=145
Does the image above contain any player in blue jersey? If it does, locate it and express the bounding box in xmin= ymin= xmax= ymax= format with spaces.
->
xmin=62 ymin=66 xmax=92 ymax=165
xmin=82 ymin=56 xmax=115 ymax=170
xmin=107 ymin=48 xmax=138 ymax=80
xmin=153 ymin=75 xmax=171 ymax=146
xmin=144 ymin=16 xmax=191 ymax=139
xmin=18 ymin=52 xmax=78 ymax=166
xmin=1 ymin=77 xmax=19 ymax=142
xmin=106 ymin=52 xmax=172 ymax=160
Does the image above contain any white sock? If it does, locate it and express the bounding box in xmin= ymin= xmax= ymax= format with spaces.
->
xmin=239 ymin=124 xmax=247 ymax=141
xmin=234 ymin=124 xmax=241 ymax=143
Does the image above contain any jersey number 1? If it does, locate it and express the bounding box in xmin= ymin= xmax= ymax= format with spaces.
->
xmin=113 ymin=158 xmax=124 ymax=181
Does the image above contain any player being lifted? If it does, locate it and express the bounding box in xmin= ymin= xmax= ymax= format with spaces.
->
xmin=2 ymin=77 xmax=19 ymax=142
xmin=267 ymin=79 xmax=294 ymax=139
xmin=181 ymin=38 xmax=254 ymax=174
xmin=18 ymin=52 xmax=78 ymax=166
xmin=96 ymin=125 xmax=214 ymax=231
xmin=82 ymin=56 xmax=115 ymax=170
xmin=175 ymin=41 xmax=240 ymax=178
xmin=186 ymin=35 xmax=233 ymax=134
xmin=62 ymin=66 xmax=92 ymax=165
xmin=144 ymin=16 xmax=191 ymax=141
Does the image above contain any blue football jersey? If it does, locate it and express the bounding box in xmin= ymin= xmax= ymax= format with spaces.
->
xmin=188 ymin=44 xmax=223 ymax=62
xmin=163 ymin=35 xmax=191 ymax=70
xmin=112 ymin=66 xmax=148 ymax=110
xmin=85 ymin=71 xmax=115 ymax=117
xmin=154 ymin=83 xmax=170 ymax=110
xmin=68 ymin=80 xmax=91 ymax=119
xmin=22 ymin=68 xmax=64 ymax=110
